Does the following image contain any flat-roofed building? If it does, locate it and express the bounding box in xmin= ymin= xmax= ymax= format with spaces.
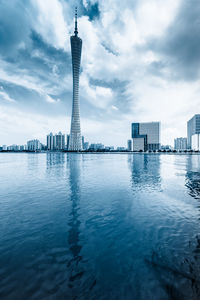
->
xmin=191 ymin=134 xmax=200 ymax=150
xmin=47 ymin=132 xmax=65 ymax=150
xmin=187 ymin=115 xmax=200 ymax=150
xmin=132 ymin=122 xmax=160 ymax=151
xmin=127 ymin=139 xmax=132 ymax=151
xmin=27 ymin=139 xmax=41 ymax=151
xmin=174 ymin=137 xmax=187 ymax=150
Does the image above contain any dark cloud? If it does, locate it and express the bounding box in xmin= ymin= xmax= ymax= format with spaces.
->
xmin=29 ymin=31 xmax=71 ymax=79
xmin=0 ymin=0 xmax=31 ymax=57
xmin=84 ymin=2 xmax=100 ymax=21
xmin=150 ymin=0 xmax=200 ymax=81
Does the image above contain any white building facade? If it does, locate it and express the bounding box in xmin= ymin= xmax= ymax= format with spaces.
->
xmin=47 ymin=132 xmax=65 ymax=150
xmin=174 ymin=137 xmax=187 ymax=150
xmin=187 ymin=115 xmax=200 ymax=150
xmin=132 ymin=122 xmax=160 ymax=151
xmin=27 ymin=140 xmax=41 ymax=151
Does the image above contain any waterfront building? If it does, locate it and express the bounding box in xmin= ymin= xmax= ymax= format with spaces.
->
xmin=40 ymin=144 xmax=46 ymax=151
xmin=55 ymin=132 xmax=65 ymax=150
xmin=105 ymin=146 xmax=114 ymax=151
xmin=187 ymin=114 xmax=200 ymax=150
xmin=20 ymin=145 xmax=25 ymax=151
xmin=174 ymin=137 xmax=187 ymax=150
xmin=2 ymin=145 xmax=7 ymax=151
xmin=47 ymin=132 xmax=65 ymax=150
xmin=7 ymin=145 xmax=19 ymax=151
xmin=127 ymin=139 xmax=132 ymax=151
xmin=191 ymin=134 xmax=200 ymax=151
xmin=83 ymin=142 xmax=89 ymax=150
xmin=66 ymin=134 xmax=70 ymax=150
xmin=89 ymin=143 xmax=104 ymax=151
xmin=27 ymin=139 xmax=41 ymax=151
xmin=161 ymin=145 xmax=172 ymax=151
xmin=117 ymin=147 xmax=126 ymax=151
xmin=68 ymin=8 xmax=82 ymax=151
xmin=47 ymin=132 xmax=54 ymax=150
xmin=132 ymin=122 xmax=160 ymax=151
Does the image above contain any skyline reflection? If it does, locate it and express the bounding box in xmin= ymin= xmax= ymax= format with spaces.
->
xmin=185 ymin=155 xmax=200 ymax=200
xmin=128 ymin=154 xmax=161 ymax=192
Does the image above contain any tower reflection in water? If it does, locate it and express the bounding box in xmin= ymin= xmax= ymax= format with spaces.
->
xmin=128 ymin=154 xmax=161 ymax=192
xmin=66 ymin=154 xmax=84 ymax=296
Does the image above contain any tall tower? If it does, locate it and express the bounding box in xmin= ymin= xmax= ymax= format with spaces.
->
xmin=68 ymin=7 xmax=82 ymax=151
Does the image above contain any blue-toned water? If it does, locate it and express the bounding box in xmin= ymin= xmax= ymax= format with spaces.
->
xmin=0 ymin=153 xmax=200 ymax=299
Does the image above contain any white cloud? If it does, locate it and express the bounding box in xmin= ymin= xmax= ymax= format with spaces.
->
xmin=111 ymin=105 xmax=118 ymax=111
xmin=80 ymin=73 xmax=113 ymax=109
xmin=30 ymin=0 xmax=69 ymax=50
xmin=135 ymin=0 xmax=181 ymax=38
xmin=44 ymin=94 xmax=60 ymax=103
xmin=0 ymin=105 xmax=71 ymax=145
xmin=0 ymin=90 xmax=15 ymax=103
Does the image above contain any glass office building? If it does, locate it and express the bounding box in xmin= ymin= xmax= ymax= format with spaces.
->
xmin=132 ymin=122 xmax=160 ymax=151
xmin=187 ymin=114 xmax=200 ymax=150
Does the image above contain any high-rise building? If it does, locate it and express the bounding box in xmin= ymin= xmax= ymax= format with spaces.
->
xmin=66 ymin=134 xmax=70 ymax=150
xmin=83 ymin=142 xmax=89 ymax=150
xmin=105 ymin=146 xmax=114 ymax=151
xmin=20 ymin=145 xmax=25 ymax=151
xmin=47 ymin=132 xmax=54 ymax=150
xmin=174 ymin=137 xmax=187 ymax=150
xmin=7 ymin=145 xmax=19 ymax=151
xmin=47 ymin=132 xmax=65 ymax=150
xmin=117 ymin=147 xmax=126 ymax=151
xmin=55 ymin=132 xmax=65 ymax=150
xmin=27 ymin=139 xmax=41 ymax=151
xmin=127 ymin=139 xmax=132 ymax=151
xmin=89 ymin=143 xmax=104 ymax=151
xmin=187 ymin=114 xmax=200 ymax=150
xmin=132 ymin=122 xmax=160 ymax=151
xmin=68 ymin=8 xmax=82 ymax=151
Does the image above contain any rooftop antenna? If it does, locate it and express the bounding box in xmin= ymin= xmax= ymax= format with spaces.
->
xmin=74 ymin=6 xmax=78 ymax=36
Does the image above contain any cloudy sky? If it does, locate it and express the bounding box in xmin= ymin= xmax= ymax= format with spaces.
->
xmin=0 ymin=0 xmax=200 ymax=147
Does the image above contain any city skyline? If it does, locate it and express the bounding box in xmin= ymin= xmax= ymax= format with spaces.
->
xmin=2 ymin=112 xmax=199 ymax=151
xmin=0 ymin=1 xmax=200 ymax=147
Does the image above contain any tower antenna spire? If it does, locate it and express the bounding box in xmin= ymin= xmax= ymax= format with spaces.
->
xmin=74 ymin=6 xmax=78 ymax=36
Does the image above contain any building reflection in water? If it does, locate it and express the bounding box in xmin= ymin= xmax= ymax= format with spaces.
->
xmin=66 ymin=154 xmax=84 ymax=295
xmin=46 ymin=152 xmax=65 ymax=178
xmin=183 ymin=155 xmax=200 ymax=298
xmin=46 ymin=152 xmax=65 ymax=167
xmin=128 ymin=154 xmax=161 ymax=192
xmin=185 ymin=155 xmax=200 ymax=200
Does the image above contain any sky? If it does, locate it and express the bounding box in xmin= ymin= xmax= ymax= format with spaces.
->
xmin=0 ymin=0 xmax=200 ymax=147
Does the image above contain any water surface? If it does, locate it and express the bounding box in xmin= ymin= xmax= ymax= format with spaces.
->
xmin=0 ymin=153 xmax=200 ymax=299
